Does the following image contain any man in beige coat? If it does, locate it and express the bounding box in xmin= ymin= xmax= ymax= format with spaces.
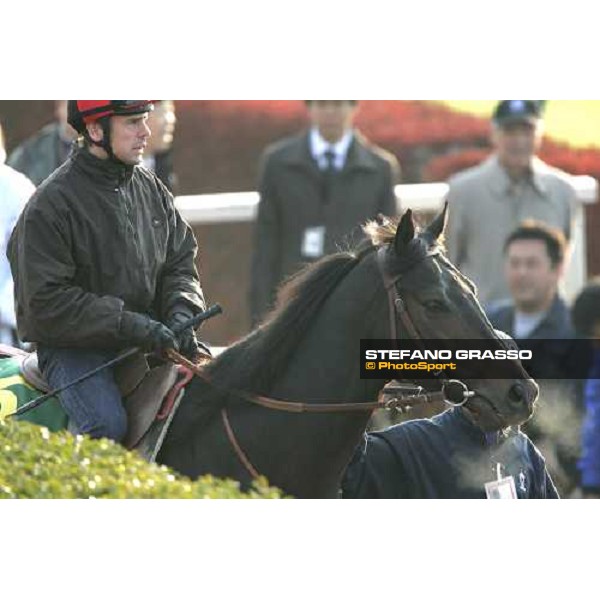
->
xmin=445 ymin=100 xmax=575 ymax=307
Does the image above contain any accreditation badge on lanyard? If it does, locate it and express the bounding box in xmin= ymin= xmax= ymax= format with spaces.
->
xmin=485 ymin=462 xmax=517 ymax=499
xmin=301 ymin=226 xmax=326 ymax=259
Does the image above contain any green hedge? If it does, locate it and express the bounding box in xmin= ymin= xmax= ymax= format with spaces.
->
xmin=0 ymin=419 xmax=284 ymax=499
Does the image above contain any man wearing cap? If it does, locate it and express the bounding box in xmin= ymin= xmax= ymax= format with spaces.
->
xmin=445 ymin=100 xmax=576 ymax=307
xmin=249 ymin=100 xmax=400 ymax=325
xmin=7 ymin=101 xmax=206 ymax=442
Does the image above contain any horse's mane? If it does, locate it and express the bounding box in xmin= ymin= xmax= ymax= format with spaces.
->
xmin=205 ymin=249 xmax=366 ymax=394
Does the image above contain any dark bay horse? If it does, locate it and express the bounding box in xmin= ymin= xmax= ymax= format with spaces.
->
xmin=158 ymin=207 xmax=538 ymax=498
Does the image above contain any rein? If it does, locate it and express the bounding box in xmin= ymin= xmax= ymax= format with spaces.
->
xmin=167 ymin=349 xmax=446 ymax=415
xmin=167 ymin=350 xmax=446 ymax=484
xmin=165 ymin=245 xmax=474 ymax=480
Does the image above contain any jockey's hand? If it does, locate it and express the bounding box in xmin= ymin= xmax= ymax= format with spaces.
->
xmin=149 ymin=322 xmax=180 ymax=354
xmin=166 ymin=310 xmax=207 ymax=362
xmin=120 ymin=311 xmax=179 ymax=354
xmin=179 ymin=328 xmax=203 ymax=361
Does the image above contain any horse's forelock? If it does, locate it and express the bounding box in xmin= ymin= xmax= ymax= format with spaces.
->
xmin=362 ymin=217 xmax=398 ymax=246
xmin=363 ymin=217 xmax=445 ymax=255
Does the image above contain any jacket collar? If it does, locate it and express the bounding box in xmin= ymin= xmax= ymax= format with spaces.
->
xmin=520 ymin=293 xmax=572 ymax=338
xmin=345 ymin=132 xmax=381 ymax=172
xmin=485 ymin=154 xmax=549 ymax=199
xmin=309 ymin=127 xmax=354 ymax=167
xmin=283 ymin=130 xmax=379 ymax=175
xmin=505 ymin=293 xmax=572 ymax=339
xmin=540 ymin=293 xmax=570 ymax=330
xmin=440 ymin=407 xmax=512 ymax=448
xmin=72 ymin=145 xmax=135 ymax=187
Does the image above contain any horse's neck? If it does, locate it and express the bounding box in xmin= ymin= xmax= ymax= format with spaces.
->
xmin=253 ymin=258 xmax=388 ymax=497
xmin=270 ymin=257 xmax=386 ymax=403
xmin=173 ymin=254 xmax=391 ymax=498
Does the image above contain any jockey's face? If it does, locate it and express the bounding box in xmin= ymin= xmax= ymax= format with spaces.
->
xmin=110 ymin=113 xmax=151 ymax=165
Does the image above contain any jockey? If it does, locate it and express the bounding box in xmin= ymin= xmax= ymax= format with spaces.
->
xmin=7 ymin=101 xmax=207 ymax=442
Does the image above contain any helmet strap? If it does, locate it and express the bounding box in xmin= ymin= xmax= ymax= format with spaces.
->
xmin=84 ymin=116 xmax=128 ymax=166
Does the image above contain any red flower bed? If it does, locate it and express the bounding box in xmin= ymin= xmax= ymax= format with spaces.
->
xmin=177 ymin=100 xmax=489 ymax=148
xmin=355 ymin=101 xmax=489 ymax=148
xmin=174 ymin=101 xmax=307 ymax=194
xmin=423 ymin=143 xmax=600 ymax=182
xmin=540 ymin=141 xmax=600 ymax=177
xmin=173 ymin=101 xmax=493 ymax=193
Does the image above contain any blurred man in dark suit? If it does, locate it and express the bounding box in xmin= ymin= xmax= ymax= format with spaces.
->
xmin=250 ymin=100 xmax=400 ymax=324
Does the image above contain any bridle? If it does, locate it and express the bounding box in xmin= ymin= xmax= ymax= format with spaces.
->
xmin=375 ymin=245 xmax=476 ymax=408
xmin=167 ymin=244 xmax=476 ymax=480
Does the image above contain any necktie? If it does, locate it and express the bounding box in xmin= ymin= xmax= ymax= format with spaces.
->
xmin=322 ymin=149 xmax=336 ymax=204
xmin=324 ymin=148 xmax=336 ymax=172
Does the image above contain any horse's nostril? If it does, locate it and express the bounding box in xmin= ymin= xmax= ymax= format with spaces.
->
xmin=509 ymin=383 xmax=526 ymax=405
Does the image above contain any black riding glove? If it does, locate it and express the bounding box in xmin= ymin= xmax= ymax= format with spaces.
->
xmin=119 ymin=311 xmax=179 ymax=354
xmin=166 ymin=309 xmax=204 ymax=361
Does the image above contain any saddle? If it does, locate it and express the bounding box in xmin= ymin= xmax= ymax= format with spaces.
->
xmin=0 ymin=345 xmax=194 ymax=461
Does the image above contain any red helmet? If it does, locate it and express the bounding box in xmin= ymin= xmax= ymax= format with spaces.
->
xmin=67 ymin=100 xmax=154 ymax=134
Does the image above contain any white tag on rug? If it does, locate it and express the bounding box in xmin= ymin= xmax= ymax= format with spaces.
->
xmin=485 ymin=476 xmax=517 ymax=499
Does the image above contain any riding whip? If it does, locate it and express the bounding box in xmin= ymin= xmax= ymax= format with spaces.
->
xmin=8 ymin=304 xmax=223 ymax=418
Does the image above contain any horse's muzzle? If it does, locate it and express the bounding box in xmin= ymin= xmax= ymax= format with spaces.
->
xmin=508 ymin=378 xmax=539 ymax=413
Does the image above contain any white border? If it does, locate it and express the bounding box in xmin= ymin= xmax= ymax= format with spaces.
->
xmin=3 ymin=1 xmax=599 ymax=597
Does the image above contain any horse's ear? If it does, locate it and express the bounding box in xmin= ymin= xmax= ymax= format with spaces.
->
xmin=393 ymin=209 xmax=415 ymax=254
xmin=427 ymin=201 xmax=448 ymax=241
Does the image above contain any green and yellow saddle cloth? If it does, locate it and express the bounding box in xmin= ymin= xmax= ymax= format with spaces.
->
xmin=0 ymin=357 xmax=68 ymax=431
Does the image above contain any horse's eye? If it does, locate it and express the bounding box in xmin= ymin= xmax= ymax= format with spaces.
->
xmin=423 ymin=299 xmax=448 ymax=312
